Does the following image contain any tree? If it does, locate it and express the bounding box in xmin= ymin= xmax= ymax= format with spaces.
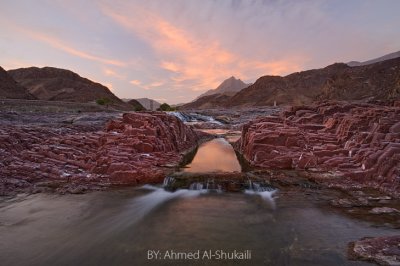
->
xmin=96 ymin=97 xmax=112 ymax=108
xmin=158 ymin=103 xmax=176 ymax=111
xmin=133 ymin=105 xmax=145 ymax=111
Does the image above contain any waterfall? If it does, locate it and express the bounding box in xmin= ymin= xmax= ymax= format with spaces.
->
xmin=168 ymin=112 xmax=223 ymax=125
xmin=189 ymin=182 xmax=204 ymax=190
xmin=245 ymin=179 xmax=278 ymax=209
xmin=163 ymin=176 xmax=175 ymax=187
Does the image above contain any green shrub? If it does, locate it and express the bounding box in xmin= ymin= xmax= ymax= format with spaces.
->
xmin=96 ymin=97 xmax=111 ymax=106
xmin=133 ymin=105 xmax=145 ymax=111
xmin=158 ymin=103 xmax=176 ymax=111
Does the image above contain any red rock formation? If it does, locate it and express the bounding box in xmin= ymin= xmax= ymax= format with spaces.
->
xmin=0 ymin=112 xmax=204 ymax=195
xmin=235 ymin=102 xmax=400 ymax=196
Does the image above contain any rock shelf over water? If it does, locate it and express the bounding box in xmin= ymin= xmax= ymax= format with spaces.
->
xmin=0 ymin=112 xmax=206 ymax=195
xmin=235 ymin=101 xmax=400 ymax=197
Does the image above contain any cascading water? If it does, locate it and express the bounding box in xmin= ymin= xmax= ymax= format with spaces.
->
xmin=189 ymin=182 xmax=204 ymax=190
xmin=163 ymin=176 xmax=175 ymax=187
xmin=168 ymin=111 xmax=223 ymax=125
xmin=245 ymin=179 xmax=278 ymax=209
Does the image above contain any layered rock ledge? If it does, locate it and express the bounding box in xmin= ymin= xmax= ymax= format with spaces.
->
xmin=235 ymin=102 xmax=400 ymax=197
xmin=0 ymin=112 xmax=205 ymax=195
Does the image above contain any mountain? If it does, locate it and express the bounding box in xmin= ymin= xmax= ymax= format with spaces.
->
xmin=347 ymin=50 xmax=400 ymax=67
xmin=197 ymin=76 xmax=249 ymax=99
xmin=181 ymin=76 xmax=249 ymax=109
xmin=227 ymin=58 xmax=400 ymax=107
xmin=135 ymin=98 xmax=161 ymax=110
xmin=127 ymin=99 xmax=146 ymax=111
xmin=0 ymin=66 xmax=36 ymax=100
xmin=8 ymin=66 xmax=130 ymax=109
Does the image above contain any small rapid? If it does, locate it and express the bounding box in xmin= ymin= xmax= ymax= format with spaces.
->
xmin=168 ymin=111 xmax=223 ymax=125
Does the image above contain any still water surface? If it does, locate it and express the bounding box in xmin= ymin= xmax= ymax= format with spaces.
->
xmin=183 ymin=138 xmax=241 ymax=173
xmin=1 ymin=188 xmax=397 ymax=266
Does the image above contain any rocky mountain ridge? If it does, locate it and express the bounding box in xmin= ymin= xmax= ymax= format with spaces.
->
xmin=0 ymin=66 xmax=36 ymax=100
xmin=347 ymin=50 xmax=400 ymax=67
xmin=8 ymin=66 xmax=131 ymax=110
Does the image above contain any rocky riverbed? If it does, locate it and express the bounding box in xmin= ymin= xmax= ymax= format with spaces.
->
xmin=1 ymin=101 xmax=399 ymax=265
xmin=0 ymin=110 xmax=209 ymax=196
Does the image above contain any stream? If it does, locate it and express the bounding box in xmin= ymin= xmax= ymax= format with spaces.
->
xmin=0 ymin=133 xmax=398 ymax=265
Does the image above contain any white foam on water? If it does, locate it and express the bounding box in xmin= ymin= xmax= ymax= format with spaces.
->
xmin=168 ymin=111 xmax=223 ymax=125
xmin=245 ymin=180 xmax=278 ymax=209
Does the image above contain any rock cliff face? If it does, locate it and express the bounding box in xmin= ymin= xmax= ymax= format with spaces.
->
xmin=0 ymin=112 xmax=204 ymax=195
xmin=8 ymin=67 xmax=130 ymax=110
xmin=0 ymin=66 xmax=36 ymax=99
xmin=235 ymin=101 xmax=400 ymax=196
xmin=227 ymin=58 xmax=400 ymax=107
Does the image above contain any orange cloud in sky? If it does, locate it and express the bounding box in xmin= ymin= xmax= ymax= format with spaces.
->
xmin=130 ymin=79 xmax=141 ymax=85
xmin=101 ymin=3 xmax=304 ymax=93
xmin=103 ymin=82 xmax=114 ymax=91
xmin=103 ymin=68 xmax=125 ymax=79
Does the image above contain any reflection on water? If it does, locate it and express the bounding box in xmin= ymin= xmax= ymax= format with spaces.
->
xmin=199 ymin=129 xmax=242 ymax=143
xmin=183 ymin=138 xmax=241 ymax=173
xmin=0 ymin=189 xmax=397 ymax=266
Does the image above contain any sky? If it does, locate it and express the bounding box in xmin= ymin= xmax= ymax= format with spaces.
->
xmin=1 ymin=0 xmax=399 ymax=104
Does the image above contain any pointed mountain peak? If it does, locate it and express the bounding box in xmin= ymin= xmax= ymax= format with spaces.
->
xmin=195 ymin=76 xmax=250 ymax=99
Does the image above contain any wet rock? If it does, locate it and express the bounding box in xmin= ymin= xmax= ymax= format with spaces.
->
xmin=330 ymin=198 xmax=352 ymax=207
xmin=369 ymin=207 xmax=400 ymax=214
xmin=348 ymin=235 xmax=400 ymax=265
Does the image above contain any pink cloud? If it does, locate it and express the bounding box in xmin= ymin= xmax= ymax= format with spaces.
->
xmin=101 ymin=3 xmax=304 ymax=93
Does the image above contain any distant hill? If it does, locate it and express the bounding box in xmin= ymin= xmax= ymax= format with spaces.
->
xmin=180 ymin=93 xmax=232 ymax=110
xmin=127 ymin=99 xmax=146 ymax=111
xmin=8 ymin=66 xmax=131 ymax=110
xmin=0 ymin=66 xmax=36 ymax=100
xmin=197 ymin=76 xmax=249 ymax=99
xmin=347 ymin=50 xmax=400 ymax=66
xmin=135 ymin=98 xmax=161 ymax=110
xmin=226 ymin=57 xmax=400 ymax=107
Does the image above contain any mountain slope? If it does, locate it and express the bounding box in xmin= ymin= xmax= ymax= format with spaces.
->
xmin=8 ymin=67 xmax=130 ymax=109
xmin=227 ymin=58 xmax=400 ymax=107
xmin=135 ymin=98 xmax=161 ymax=110
xmin=127 ymin=99 xmax=146 ymax=111
xmin=347 ymin=50 xmax=400 ymax=67
xmin=180 ymin=93 xmax=232 ymax=110
xmin=0 ymin=66 xmax=36 ymax=99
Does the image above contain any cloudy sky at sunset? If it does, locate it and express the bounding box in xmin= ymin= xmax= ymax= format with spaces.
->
xmin=1 ymin=0 xmax=399 ymax=104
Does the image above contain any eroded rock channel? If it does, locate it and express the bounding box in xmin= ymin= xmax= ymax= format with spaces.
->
xmin=1 ymin=103 xmax=399 ymax=265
